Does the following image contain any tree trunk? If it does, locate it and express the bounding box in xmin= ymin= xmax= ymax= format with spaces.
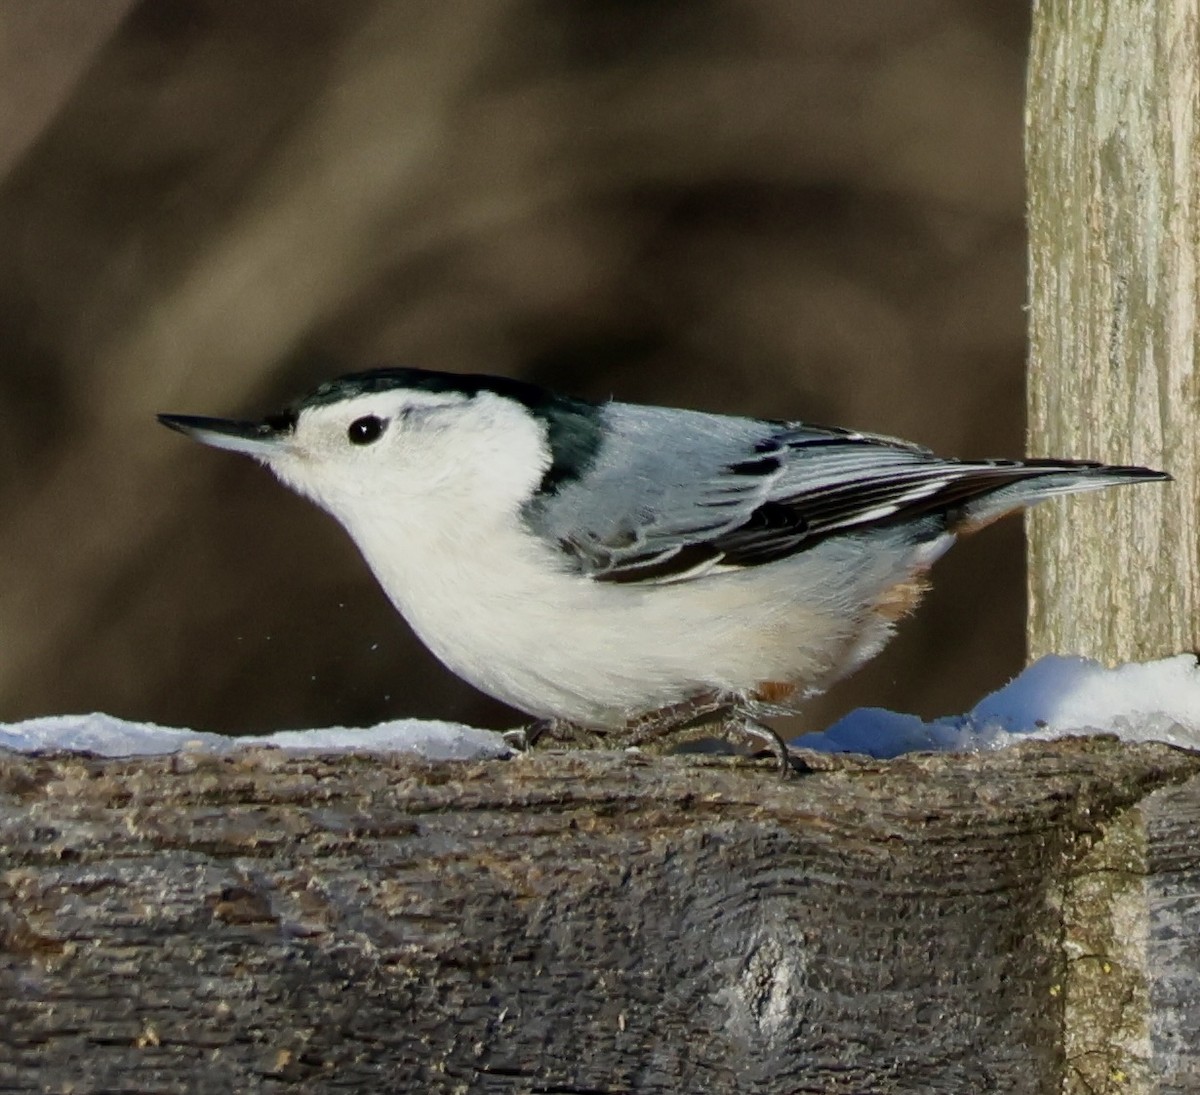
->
xmin=1026 ymin=0 xmax=1199 ymax=661
xmin=4 ymin=741 xmax=1200 ymax=1093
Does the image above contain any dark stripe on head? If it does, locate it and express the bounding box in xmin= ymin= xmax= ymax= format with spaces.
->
xmin=295 ymin=367 xmax=605 ymax=494
xmin=262 ymin=409 xmax=298 ymax=434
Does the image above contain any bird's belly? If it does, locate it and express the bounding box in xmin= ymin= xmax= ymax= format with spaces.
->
xmin=372 ymin=532 xmax=926 ymax=727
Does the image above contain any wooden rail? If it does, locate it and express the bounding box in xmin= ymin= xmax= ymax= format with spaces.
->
xmin=3 ymin=739 xmax=1199 ymax=1093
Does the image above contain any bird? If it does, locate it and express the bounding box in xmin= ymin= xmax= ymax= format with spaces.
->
xmin=159 ymin=367 xmax=1169 ymax=774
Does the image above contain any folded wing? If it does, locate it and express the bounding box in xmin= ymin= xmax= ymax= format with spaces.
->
xmin=528 ymin=404 xmax=1167 ymax=585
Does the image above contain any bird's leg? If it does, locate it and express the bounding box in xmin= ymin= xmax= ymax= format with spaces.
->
xmin=614 ymin=694 xmax=733 ymax=749
xmin=615 ymin=696 xmax=796 ymax=778
xmin=505 ymin=700 xmax=729 ymax=754
xmin=506 ymin=699 xmax=796 ymax=778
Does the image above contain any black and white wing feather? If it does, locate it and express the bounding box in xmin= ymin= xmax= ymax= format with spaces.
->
xmin=527 ymin=402 xmax=1166 ymax=585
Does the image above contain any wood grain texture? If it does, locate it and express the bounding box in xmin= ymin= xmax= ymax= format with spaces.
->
xmin=1026 ymin=0 xmax=1198 ymax=660
xmin=2 ymin=740 xmax=1199 ymax=1093
xmin=1141 ymin=778 xmax=1200 ymax=1093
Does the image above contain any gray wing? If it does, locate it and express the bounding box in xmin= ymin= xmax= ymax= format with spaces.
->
xmin=528 ymin=402 xmax=1164 ymax=584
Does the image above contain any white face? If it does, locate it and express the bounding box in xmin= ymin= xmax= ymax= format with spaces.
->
xmin=181 ymin=386 xmax=553 ymax=535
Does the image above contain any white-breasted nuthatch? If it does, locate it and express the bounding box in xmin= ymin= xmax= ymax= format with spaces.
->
xmin=160 ymin=368 xmax=1168 ymax=773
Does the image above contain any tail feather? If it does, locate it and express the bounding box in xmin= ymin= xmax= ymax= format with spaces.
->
xmin=956 ymin=460 xmax=1170 ymax=531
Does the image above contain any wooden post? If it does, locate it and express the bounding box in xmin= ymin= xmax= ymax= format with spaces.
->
xmin=1026 ymin=0 xmax=1199 ymax=661
xmin=3 ymin=742 xmax=1200 ymax=1092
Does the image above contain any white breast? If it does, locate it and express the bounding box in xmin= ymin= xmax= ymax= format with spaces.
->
xmin=343 ymin=497 xmax=929 ymax=726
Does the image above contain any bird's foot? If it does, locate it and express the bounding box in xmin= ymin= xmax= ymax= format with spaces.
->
xmin=503 ymin=718 xmax=606 ymax=752
xmin=501 ymin=726 xmax=533 ymax=752
xmin=506 ymin=699 xmax=797 ymax=778
xmin=617 ymin=696 xmax=796 ymax=779
xmin=718 ymin=714 xmax=794 ymax=779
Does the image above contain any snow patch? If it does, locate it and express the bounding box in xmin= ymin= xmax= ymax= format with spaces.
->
xmin=792 ymin=654 xmax=1200 ymax=758
xmin=0 ymin=713 xmax=509 ymax=761
xmin=3 ymin=654 xmax=1198 ymax=762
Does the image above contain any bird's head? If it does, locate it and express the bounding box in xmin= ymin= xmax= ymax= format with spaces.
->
xmin=159 ymin=367 xmax=604 ymax=537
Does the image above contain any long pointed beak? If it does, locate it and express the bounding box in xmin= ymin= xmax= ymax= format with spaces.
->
xmin=157 ymin=413 xmax=290 ymax=459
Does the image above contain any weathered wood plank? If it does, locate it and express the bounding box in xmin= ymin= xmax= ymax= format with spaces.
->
xmin=1 ymin=739 xmax=1198 ymax=1093
xmin=1026 ymin=0 xmax=1199 ymax=660
xmin=1141 ymin=778 xmax=1200 ymax=1092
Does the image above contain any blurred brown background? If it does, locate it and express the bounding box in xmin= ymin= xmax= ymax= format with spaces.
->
xmin=0 ymin=0 xmax=1031 ymax=737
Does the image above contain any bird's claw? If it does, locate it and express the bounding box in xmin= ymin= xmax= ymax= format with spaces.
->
xmin=724 ymin=715 xmax=795 ymax=779
xmin=501 ymin=727 xmax=531 ymax=752
xmin=503 ymin=717 xmax=587 ymax=753
xmin=505 ymin=709 xmax=796 ymax=778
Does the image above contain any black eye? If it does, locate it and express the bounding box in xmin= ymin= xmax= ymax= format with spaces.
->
xmin=347 ymin=415 xmax=386 ymax=445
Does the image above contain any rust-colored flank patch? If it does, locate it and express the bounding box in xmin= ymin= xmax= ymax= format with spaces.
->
xmin=874 ymin=571 xmax=932 ymax=622
xmin=753 ymin=679 xmax=799 ymax=706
